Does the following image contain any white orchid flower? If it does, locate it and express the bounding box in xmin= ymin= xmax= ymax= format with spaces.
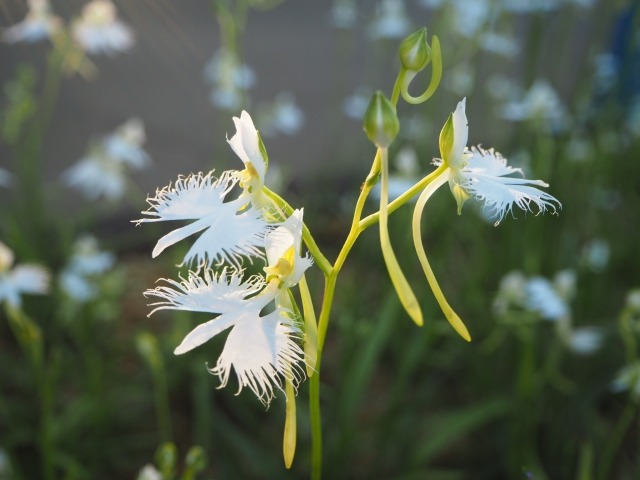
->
xmin=264 ymin=209 xmax=314 ymax=293
xmin=145 ymin=268 xmax=306 ymax=405
xmin=72 ymin=0 xmax=134 ymax=56
xmin=436 ymin=98 xmax=561 ymax=223
xmin=2 ymin=0 xmax=62 ymax=44
xmin=0 ymin=242 xmax=50 ymax=308
xmin=137 ymin=170 xmax=269 ymax=267
xmin=227 ymin=111 xmax=270 ymax=210
xmin=104 ymin=118 xmax=150 ymax=169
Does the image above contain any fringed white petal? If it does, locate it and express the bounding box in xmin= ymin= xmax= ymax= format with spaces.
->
xmin=145 ymin=267 xmax=264 ymax=315
xmin=137 ymin=171 xmax=269 ymax=265
xmin=210 ymin=308 xmax=306 ymax=406
xmin=461 ymin=146 xmax=561 ymax=224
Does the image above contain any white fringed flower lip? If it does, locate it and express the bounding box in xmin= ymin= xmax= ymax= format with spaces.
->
xmin=437 ymin=97 xmax=561 ymax=224
xmin=145 ymin=267 xmax=306 ymax=405
xmin=0 ymin=241 xmax=50 ymax=307
xmin=136 ymin=170 xmax=269 ymax=267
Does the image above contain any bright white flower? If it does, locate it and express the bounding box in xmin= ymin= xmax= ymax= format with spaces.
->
xmin=59 ymin=235 xmax=115 ymax=302
xmin=368 ymin=0 xmax=411 ymax=40
xmin=136 ymin=464 xmax=162 ymax=480
xmin=438 ymin=98 xmax=561 ymax=224
xmin=0 ymin=241 xmax=50 ymax=307
xmin=146 ymin=268 xmax=306 ymax=405
xmin=137 ymin=171 xmax=269 ymax=266
xmin=104 ymin=118 xmax=150 ymax=169
xmin=2 ymin=0 xmax=62 ymax=44
xmin=227 ymin=111 xmax=270 ymax=209
xmin=525 ymin=276 xmax=570 ymax=321
xmin=264 ymin=209 xmax=313 ymax=293
xmin=204 ymin=49 xmax=255 ymax=110
xmin=72 ymin=0 xmax=134 ymax=55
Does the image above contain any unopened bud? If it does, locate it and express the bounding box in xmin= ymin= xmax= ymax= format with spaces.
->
xmin=399 ymin=28 xmax=431 ymax=72
xmin=363 ymin=91 xmax=399 ymax=148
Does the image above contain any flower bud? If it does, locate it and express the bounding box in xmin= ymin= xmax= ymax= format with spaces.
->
xmin=363 ymin=91 xmax=399 ymax=148
xmin=399 ymin=28 xmax=431 ymax=72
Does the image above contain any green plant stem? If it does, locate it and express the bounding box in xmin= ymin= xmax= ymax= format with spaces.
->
xmin=598 ymin=400 xmax=638 ymax=480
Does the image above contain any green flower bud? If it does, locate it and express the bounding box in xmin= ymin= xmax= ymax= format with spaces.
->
xmin=363 ymin=91 xmax=399 ymax=148
xmin=399 ymin=27 xmax=431 ymax=72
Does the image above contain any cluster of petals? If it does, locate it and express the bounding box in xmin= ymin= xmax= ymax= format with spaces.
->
xmin=141 ymin=111 xmax=312 ymax=405
xmin=71 ymin=0 xmax=134 ymax=55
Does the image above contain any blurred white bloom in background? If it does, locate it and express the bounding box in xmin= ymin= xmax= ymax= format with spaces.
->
xmin=493 ymin=270 xmax=528 ymax=315
xmin=564 ymin=135 xmax=594 ymax=163
xmin=72 ymin=0 xmax=134 ymax=55
xmin=581 ymin=238 xmax=610 ymax=272
xmin=553 ymin=269 xmax=576 ymax=302
xmin=329 ymin=0 xmax=357 ymax=28
xmin=568 ymin=327 xmax=603 ymax=355
xmin=0 ymin=241 xmax=50 ymax=308
xmin=612 ymin=361 xmax=640 ymax=398
xmin=343 ymin=87 xmax=373 ymax=120
xmin=485 ymin=74 xmax=520 ymax=101
xmin=62 ymin=119 xmax=150 ymax=201
xmin=500 ymin=0 xmax=561 ymax=13
xmin=60 ymin=235 xmax=115 ymax=302
xmin=0 ymin=448 xmax=11 ymax=479
xmin=104 ymin=118 xmax=150 ymax=169
xmin=501 ymin=80 xmax=569 ymax=131
xmin=136 ymin=464 xmax=162 ymax=480
xmin=525 ymin=276 xmax=570 ymax=321
xmin=447 ymin=63 xmax=476 ymax=96
xmin=204 ymin=48 xmax=256 ymax=110
xmin=2 ymin=0 xmax=62 ymax=44
xmin=256 ymin=92 xmax=304 ymax=138
xmin=626 ymin=288 xmax=640 ymax=312
xmin=480 ymin=32 xmax=519 ymax=58
xmin=593 ymin=53 xmax=619 ymax=94
xmin=0 ymin=168 xmax=12 ymax=187
xmin=368 ymin=0 xmax=411 ymax=40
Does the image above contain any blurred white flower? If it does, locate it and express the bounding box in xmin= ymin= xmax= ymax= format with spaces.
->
xmin=59 ymin=235 xmax=115 ymax=302
xmin=343 ymin=87 xmax=372 ymax=120
xmin=330 ymin=0 xmax=357 ymax=28
xmin=581 ymin=239 xmax=610 ymax=272
xmin=553 ymin=269 xmax=576 ymax=302
xmin=450 ymin=0 xmax=492 ymax=38
xmin=136 ymin=464 xmax=162 ymax=480
xmin=368 ymin=0 xmax=411 ymax=40
xmin=257 ymin=92 xmax=305 ymax=138
xmin=0 ymin=241 xmax=50 ymax=308
xmin=447 ymin=63 xmax=476 ymax=96
xmin=146 ymin=267 xmax=306 ymax=405
xmin=493 ymin=270 xmax=528 ymax=315
xmin=568 ymin=327 xmax=603 ymax=355
xmin=593 ymin=53 xmax=618 ymax=94
xmin=501 ymin=80 xmax=569 ymax=131
xmin=501 ymin=0 xmax=561 ymax=13
xmin=2 ymin=0 xmax=62 ymax=44
xmin=525 ymin=276 xmax=570 ymax=321
xmin=625 ymin=288 xmax=640 ymax=313
xmin=485 ymin=74 xmax=520 ymax=101
xmin=72 ymin=0 xmax=134 ymax=55
xmin=62 ymin=119 xmax=150 ymax=201
xmin=204 ymin=49 xmax=256 ymax=110
xmin=104 ymin=118 xmax=150 ymax=169
xmin=0 ymin=168 xmax=12 ymax=187
xmin=564 ymin=136 xmax=594 ymax=163
xmin=437 ymin=99 xmax=561 ymax=224
xmin=612 ymin=361 xmax=640 ymax=398
xmin=480 ymin=32 xmax=519 ymax=58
